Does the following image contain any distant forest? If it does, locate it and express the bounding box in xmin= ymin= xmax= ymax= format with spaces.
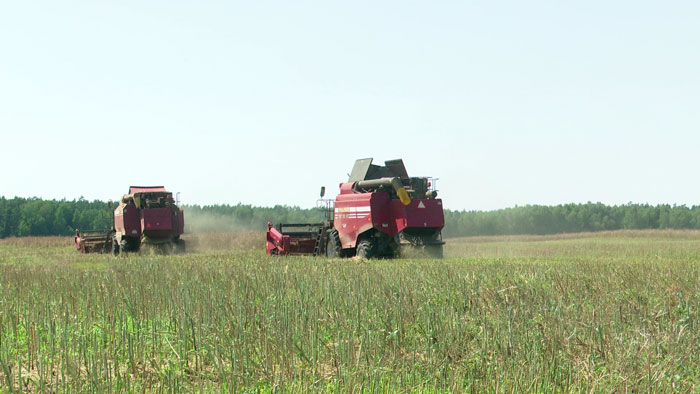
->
xmin=2 ymin=196 xmax=700 ymax=239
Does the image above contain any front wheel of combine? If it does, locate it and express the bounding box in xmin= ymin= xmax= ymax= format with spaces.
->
xmin=119 ymin=236 xmax=140 ymax=254
xmin=326 ymin=231 xmax=342 ymax=258
xmin=356 ymin=238 xmax=376 ymax=259
xmin=119 ymin=239 xmax=129 ymax=254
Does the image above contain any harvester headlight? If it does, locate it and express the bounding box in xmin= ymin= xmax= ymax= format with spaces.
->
xmin=397 ymin=187 xmax=411 ymax=206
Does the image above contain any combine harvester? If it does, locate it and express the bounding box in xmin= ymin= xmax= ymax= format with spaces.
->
xmin=266 ymin=158 xmax=445 ymax=258
xmin=75 ymin=186 xmax=185 ymax=254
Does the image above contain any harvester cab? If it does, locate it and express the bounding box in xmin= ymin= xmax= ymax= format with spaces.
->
xmin=75 ymin=186 xmax=185 ymax=255
xmin=266 ymin=158 xmax=445 ymax=258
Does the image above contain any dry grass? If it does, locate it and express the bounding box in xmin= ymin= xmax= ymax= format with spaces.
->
xmin=445 ymin=229 xmax=700 ymax=261
xmin=446 ymin=228 xmax=700 ymax=243
xmin=0 ymin=236 xmax=71 ymax=248
xmin=182 ymin=231 xmax=263 ymax=253
xmin=0 ymin=230 xmax=699 ymax=392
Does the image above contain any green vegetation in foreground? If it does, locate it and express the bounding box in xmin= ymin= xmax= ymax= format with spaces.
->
xmin=0 ymin=231 xmax=699 ymax=392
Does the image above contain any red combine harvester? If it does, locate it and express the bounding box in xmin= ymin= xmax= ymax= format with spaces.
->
xmin=75 ymin=186 xmax=185 ymax=254
xmin=266 ymin=158 xmax=445 ymax=258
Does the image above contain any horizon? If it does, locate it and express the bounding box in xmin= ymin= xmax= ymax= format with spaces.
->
xmin=3 ymin=193 xmax=700 ymax=213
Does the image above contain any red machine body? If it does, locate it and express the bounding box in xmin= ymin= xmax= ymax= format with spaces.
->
xmin=75 ymin=186 xmax=185 ymax=254
xmin=266 ymin=158 xmax=445 ymax=258
xmin=334 ymin=185 xmax=444 ymax=249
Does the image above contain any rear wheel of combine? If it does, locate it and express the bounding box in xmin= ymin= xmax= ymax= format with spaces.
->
xmin=426 ymin=244 xmax=444 ymax=259
xmin=160 ymin=242 xmax=175 ymax=255
xmin=175 ymin=238 xmax=186 ymax=254
xmin=356 ymin=238 xmax=376 ymax=259
xmin=326 ymin=231 xmax=342 ymax=258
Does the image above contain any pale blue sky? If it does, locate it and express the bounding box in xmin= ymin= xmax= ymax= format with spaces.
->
xmin=1 ymin=1 xmax=698 ymax=210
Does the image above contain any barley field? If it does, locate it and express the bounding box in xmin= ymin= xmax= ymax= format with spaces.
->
xmin=1 ymin=230 xmax=699 ymax=392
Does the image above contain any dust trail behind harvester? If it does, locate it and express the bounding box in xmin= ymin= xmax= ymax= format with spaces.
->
xmin=182 ymin=209 xmax=263 ymax=252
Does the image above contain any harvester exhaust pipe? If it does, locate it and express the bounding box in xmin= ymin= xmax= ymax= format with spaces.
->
xmin=354 ymin=177 xmax=412 ymax=205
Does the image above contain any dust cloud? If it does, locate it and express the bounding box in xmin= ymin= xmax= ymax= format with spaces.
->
xmin=181 ymin=209 xmax=264 ymax=252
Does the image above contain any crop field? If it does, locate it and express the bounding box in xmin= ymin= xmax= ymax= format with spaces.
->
xmin=1 ymin=230 xmax=699 ymax=392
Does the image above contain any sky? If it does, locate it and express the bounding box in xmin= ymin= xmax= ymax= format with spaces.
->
xmin=1 ymin=1 xmax=698 ymax=211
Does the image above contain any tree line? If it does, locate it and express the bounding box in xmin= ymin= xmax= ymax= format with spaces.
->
xmin=2 ymin=196 xmax=700 ymax=238
xmin=0 ymin=197 xmax=115 ymax=238
xmin=442 ymin=202 xmax=700 ymax=237
xmin=0 ymin=197 xmax=328 ymax=238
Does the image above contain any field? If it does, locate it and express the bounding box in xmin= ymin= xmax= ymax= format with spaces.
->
xmin=1 ymin=231 xmax=699 ymax=392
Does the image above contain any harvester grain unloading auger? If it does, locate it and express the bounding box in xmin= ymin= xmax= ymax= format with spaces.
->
xmin=266 ymin=158 xmax=445 ymax=258
xmin=74 ymin=186 xmax=185 ymax=255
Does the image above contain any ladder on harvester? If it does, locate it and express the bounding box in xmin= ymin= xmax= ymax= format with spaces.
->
xmin=312 ymin=198 xmax=334 ymax=257
xmin=312 ymin=226 xmax=324 ymax=256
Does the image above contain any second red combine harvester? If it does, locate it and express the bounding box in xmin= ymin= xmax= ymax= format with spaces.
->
xmin=266 ymin=158 xmax=445 ymax=258
xmin=75 ymin=186 xmax=185 ymax=254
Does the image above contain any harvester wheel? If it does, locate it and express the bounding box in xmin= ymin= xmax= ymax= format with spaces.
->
xmin=326 ymin=231 xmax=342 ymax=258
xmin=356 ymin=239 xmax=376 ymax=259
xmin=112 ymin=237 xmax=120 ymax=256
xmin=119 ymin=239 xmax=129 ymax=254
xmin=427 ymin=244 xmax=444 ymax=259
xmin=175 ymin=239 xmax=186 ymax=254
